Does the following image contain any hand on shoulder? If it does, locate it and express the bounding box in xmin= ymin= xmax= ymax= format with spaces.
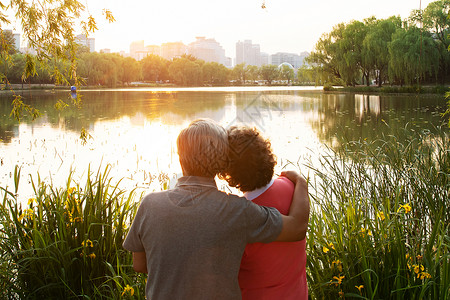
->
xmin=280 ymin=170 xmax=307 ymax=188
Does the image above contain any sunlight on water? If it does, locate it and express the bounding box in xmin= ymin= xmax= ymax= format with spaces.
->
xmin=0 ymin=88 xmax=445 ymax=201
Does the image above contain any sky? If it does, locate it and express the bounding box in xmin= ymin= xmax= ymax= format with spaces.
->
xmin=13 ymin=0 xmax=436 ymax=59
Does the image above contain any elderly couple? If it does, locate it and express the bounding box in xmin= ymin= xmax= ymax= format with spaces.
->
xmin=123 ymin=118 xmax=310 ymax=299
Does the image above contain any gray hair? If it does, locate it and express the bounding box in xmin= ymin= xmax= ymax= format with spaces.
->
xmin=177 ymin=118 xmax=228 ymax=177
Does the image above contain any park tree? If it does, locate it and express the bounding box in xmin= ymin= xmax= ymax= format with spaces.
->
xmin=77 ymin=52 xmax=120 ymax=87
xmin=245 ymin=65 xmax=259 ymax=83
xmin=335 ymin=20 xmax=371 ymax=86
xmin=260 ymin=64 xmax=279 ymax=85
xmin=363 ymin=16 xmax=402 ymax=86
xmin=388 ymin=26 xmax=440 ymax=85
xmin=141 ymin=54 xmax=169 ymax=82
xmin=0 ymin=30 xmax=17 ymax=55
xmin=232 ymin=63 xmax=247 ymax=84
xmin=279 ymin=64 xmax=294 ymax=85
xmin=78 ymin=52 xmax=102 ymax=85
xmin=1 ymin=1 xmax=114 ymax=121
xmin=202 ymin=62 xmax=229 ymax=85
xmin=411 ymin=0 xmax=450 ymax=82
xmin=297 ymin=65 xmax=319 ymax=84
xmin=121 ymin=56 xmax=141 ymax=85
xmin=169 ymin=57 xmax=202 ymax=86
xmin=306 ymin=29 xmax=343 ymax=85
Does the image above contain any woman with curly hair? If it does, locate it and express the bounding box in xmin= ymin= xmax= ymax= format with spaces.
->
xmin=221 ymin=126 xmax=309 ymax=300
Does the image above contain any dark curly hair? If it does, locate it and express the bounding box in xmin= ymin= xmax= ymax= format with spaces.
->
xmin=219 ymin=126 xmax=276 ymax=192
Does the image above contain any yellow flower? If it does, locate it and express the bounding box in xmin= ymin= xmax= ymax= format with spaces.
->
xmin=122 ymin=284 xmax=135 ymax=296
xmin=68 ymin=187 xmax=76 ymax=195
xmin=416 ymin=255 xmax=423 ymax=260
xmin=27 ymin=198 xmax=36 ymax=206
xmin=88 ymin=253 xmax=96 ymax=259
xmin=328 ymin=242 xmax=335 ymax=250
xmin=18 ymin=209 xmax=34 ymax=221
xmin=356 ymin=285 xmax=364 ymax=294
xmin=419 ymin=272 xmax=432 ymax=280
xmin=82 ymin=239 xmax=94 ymax=248
xmin=323 ymin=246 xmax=329 ymax=253
xmin=339 ymin=290 xmax=344 ymax=298
xmin=333 ymin=275 xmax=345 ymax=285
xmin=332 ymin=260 xmax=343 ymax=272
xmin=397 ymin=203 xmax=412 ymax=213
xmin=377 ymin=211 xmax=385 ymax=221
xmin=360 ymin=227 xmax=372 ymax=237
xmin=413 ymin=264 xmax=424 ymax=274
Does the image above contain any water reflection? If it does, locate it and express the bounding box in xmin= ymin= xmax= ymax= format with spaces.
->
xmin=0 ymin=88 xmax=446 ymax=198
xmin=355 ymin=94 xmax=381 ymax=122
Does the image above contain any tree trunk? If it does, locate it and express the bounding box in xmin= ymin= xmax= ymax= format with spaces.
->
xmin=378 ymin=71 xmax=382 ymax=88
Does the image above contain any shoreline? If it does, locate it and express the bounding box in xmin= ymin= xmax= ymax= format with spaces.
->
xmin=1 ymin=83 xmax=448 ymax=95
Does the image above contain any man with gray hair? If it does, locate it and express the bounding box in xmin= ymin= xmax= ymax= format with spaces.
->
xmin=123 ymin=118 xmax=309 ymax=299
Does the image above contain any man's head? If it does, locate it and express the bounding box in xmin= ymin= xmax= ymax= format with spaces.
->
xmin=177 ymin=118 xmax=228 ymax=177
xmin=220 ymin=126 xmax=276 ymax=192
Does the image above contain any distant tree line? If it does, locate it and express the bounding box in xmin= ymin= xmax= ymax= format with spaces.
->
xmin=304 ymin=0 xmax=450 ymax=87
xmin=1 ymin=44 xmax=301 ymax=88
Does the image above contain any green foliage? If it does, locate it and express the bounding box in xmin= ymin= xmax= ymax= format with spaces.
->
xmin=10 ymin=94 xmax=40 ymax=121
xmin=0 ymin=166 xmax=146 ymax=299
xmin=388 ymin=27 xmax=440 ymax=85
xmin=308 ymin=1 xmax=450 ymax=87
xmin=1 ymin=0 xmax=112 ymax=120
xmin=0 ymin=30 xmax=17 ymax=55
xmin=202 ymin=62 xmax=230 ymax=85
xmin=363 ymin=17 xmax=402 ymax=86
xmin=279 ymin=64 xmax=295 ymax=84
xmin=141 ymin=54 xmax=169 ymax=82
xmin=260 ymin=64 xmax=279 ymax=85
xmin=304 ymin=125 xmax=450 ymax=299
xmin=168 ymin=57 xmax=202 ymax=86
xmin=232 ymin=63 xmax=247 ymax=84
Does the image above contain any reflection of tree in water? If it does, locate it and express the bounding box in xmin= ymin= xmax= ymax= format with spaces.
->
xmin=0 ymin=90 xmax=229 ymax=142
xmin=0 ymin=90 xmax=445 ymax=148
xmin=0 ymin=124 xmax=17 ymax=143
xmin=309 ymin=93 xmax=446 ymax=152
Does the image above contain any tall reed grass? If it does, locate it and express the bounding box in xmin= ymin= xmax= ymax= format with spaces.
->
xmin=1 ymin=125 xmax=448 ymax=299
xmin=305 ymin=125 xmax=449 ymax=299
xmin=0 ymin=166 xmax=146 ymax=299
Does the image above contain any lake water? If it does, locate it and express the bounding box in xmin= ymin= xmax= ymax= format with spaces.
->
xmin=0 ymin=87 xmax=447 ymax=198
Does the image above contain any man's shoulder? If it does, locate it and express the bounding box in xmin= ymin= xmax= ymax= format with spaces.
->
xmin=139 ymin=190 xmax=170 ymax=205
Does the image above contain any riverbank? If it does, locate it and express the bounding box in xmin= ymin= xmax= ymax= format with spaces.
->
xmin=3 ymin=83 xmax=449 ymax=95
xmin=325 ymin=84 xmax=449 ymax=95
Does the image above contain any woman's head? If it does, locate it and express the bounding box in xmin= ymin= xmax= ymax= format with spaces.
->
xmin=177 ymin=118 xmax=228 ymax=177
xmin=220 ymin=126 xmax=276 ymax=192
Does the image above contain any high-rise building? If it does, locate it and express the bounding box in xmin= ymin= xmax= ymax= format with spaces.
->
xmin=13 ymin=33 xmax=20 ymax=51
xmin=260 ymin=52 xmax=269 ymax=66
xmin=130 ymin=43 xmax=161 ymax=61
xmin=130 ymin=40 xmax=145 ymax=60
xmin=75 ymin=34 xmax=95 ymax=52
xmin=235 ymin=40 xmax=262 ymax=66
xmin=161 ymin=42 xmax=187 ymax=60
xmin=145 ymin=45 xmax=161 ymax=56
xmin=188 ymin=37 xmax=227 ymax=65
xmin=270 ymin=52 xmax=305 ymax=68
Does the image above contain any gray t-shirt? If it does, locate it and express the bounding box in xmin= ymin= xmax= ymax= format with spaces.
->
xmin=123 ymin=176 xmax=283 ymax=299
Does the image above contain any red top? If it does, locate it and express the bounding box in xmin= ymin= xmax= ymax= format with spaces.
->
xmin=239 ymin=177 xmax=308 ymax=300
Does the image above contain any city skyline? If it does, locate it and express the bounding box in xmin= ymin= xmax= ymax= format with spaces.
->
xmin=84 ymin=0 xmax=431 ymax=58
xmin=125 ymin=37 xmax=309 ymax=67
xmin=6 ymin=0 xmax=433 ymax=60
